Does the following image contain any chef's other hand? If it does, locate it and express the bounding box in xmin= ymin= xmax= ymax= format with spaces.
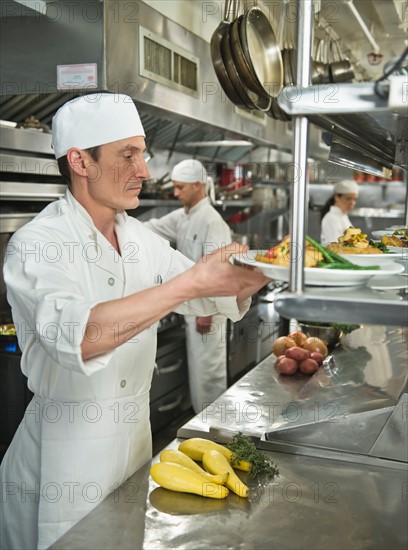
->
xmin=196 ymin=315 xmax=213 ymax=334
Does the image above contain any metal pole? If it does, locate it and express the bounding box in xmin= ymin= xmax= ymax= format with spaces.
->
xmin=289 ymin=0 xmax=313 ymax=293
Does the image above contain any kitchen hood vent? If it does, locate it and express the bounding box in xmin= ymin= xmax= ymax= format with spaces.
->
xmin=139 ymin=27 xmax=199 ymax=98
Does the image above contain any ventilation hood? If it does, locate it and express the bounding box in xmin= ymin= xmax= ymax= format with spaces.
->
xmin=0 ymin=0 xmax=407 ymax=168
xmin=0 ymin=0 xmax=299 ymax=164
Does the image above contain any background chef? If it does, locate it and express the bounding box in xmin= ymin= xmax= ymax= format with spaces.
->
xmin=145 ymin=159 xmax=231 ymax=414
xmin=0 ymin=93 xmax=269 ymax=550
xmin=320 ymin=180 xmax=359 ymax=244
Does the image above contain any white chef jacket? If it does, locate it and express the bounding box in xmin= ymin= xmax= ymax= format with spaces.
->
xmin=145 ymin=198 xmax=232 ymax=413
xmin=320 ymin=205 xmax=353 ymax=245
xmin=0 ymin=191 xmax=248 ymax=550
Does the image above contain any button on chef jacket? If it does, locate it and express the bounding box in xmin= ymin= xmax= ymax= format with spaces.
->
xmin=0 ymin=190 xmax=249 ymax=550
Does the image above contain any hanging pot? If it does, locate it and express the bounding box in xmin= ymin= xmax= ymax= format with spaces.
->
xmin=238 ymin=6 xmax=283 ymax=98
xmin=220 ymin=21 xmax=272 ymax=111
xmin=330 ymin=40 xmax=355 ymax=83
xmin=210 ymin=20 xmax=249 ymax=110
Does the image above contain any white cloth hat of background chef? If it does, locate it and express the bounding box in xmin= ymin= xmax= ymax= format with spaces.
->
xmin=333 ymin=180 xmax=359 ymax=195
xmin=51 ymin=93 xmax=145 ymax=159
xmin=171 ymin=160 xmax=216 ymax=203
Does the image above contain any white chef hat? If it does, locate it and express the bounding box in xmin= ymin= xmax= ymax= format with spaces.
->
xmin=333 ymin=180 xmax=359 ymax=195
xmin=51 ymin=93 xmax=145 ymax=159
xmin=171 ymin=159 xmax=207 ymax=184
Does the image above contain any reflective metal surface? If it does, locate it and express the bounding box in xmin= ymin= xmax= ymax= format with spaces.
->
xmin=52 ymin=325 xmax=407 ymax=550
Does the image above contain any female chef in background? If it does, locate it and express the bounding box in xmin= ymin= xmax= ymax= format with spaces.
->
xmin=320 ymin=180 xmax=359 ymax=244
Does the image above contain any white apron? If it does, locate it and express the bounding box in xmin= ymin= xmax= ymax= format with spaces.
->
xmin=1 ymin=192 xmax=247 ymax=549
xmin=185 ymin=314 xmax=227 ymax=413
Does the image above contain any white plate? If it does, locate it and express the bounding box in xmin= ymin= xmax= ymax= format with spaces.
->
xmin=338 ymin=252 xmax=407 ymax=266
xmin=234 ymin=250 xmax=405 ymax=287
xmin=371 ymin=230 xmax=396 ymax=238
xmin=367 ymin=274 xmax=408 ymax=290
xmin=371 ymin=242 xmax=408 ymax=256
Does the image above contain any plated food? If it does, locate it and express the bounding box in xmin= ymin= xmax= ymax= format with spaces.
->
xmin=372 ymin=226 xmax=408 ymax=242
xmin=234 ymin=233 xmax=404 ymax=286
xmin=326 ymin=228 xmax=382 ymax=254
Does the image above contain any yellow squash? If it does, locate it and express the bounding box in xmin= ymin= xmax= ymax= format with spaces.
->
xmin=202 ymin=450 xmax=249 ymax=498
xmin=160 ymin=449 xmax=228 ymax=485
xmin=150 ymin=462 xmax=229 ymax=499
xmin=178 ymin=438 xmax=251 ymax=472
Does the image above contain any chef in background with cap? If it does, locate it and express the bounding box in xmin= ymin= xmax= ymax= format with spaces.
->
xmin=145 ymin=159 xmax=232 ymax=414
xmin=320 ymin=180 xmax=359 ymax=244
xmin=0 ymin=94 xmax=269 ymax=550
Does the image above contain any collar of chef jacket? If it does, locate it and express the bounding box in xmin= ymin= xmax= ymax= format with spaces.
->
xmin=65 ymin=189 xmax=128 ymax=281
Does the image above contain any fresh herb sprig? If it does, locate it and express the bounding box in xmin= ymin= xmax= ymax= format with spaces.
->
xmin=227 ymin=432 xmax=279 ymax=479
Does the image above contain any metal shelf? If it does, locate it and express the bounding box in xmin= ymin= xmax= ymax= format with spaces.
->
xmin=273 ymin=285 xmax=407 ymax=326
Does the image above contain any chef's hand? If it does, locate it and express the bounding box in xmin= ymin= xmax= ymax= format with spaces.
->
xmin=190 ymin=242 xmax=270 ymax=304
xmin=196 ymin=315 xmax=213 ymax=334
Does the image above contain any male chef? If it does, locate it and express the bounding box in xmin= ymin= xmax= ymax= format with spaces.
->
xmin=0 ymin=93 xmax=269 ymax=550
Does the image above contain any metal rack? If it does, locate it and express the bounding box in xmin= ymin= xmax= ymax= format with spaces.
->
xmin=273 ymin=0 xmax=407 ymax=327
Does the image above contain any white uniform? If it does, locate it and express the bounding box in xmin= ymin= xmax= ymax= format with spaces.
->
xmin=0 ymin=191 xmax=247 ymax=550
xmin=320 ymin=205 xmax=353 ymax=244
xmin=145 ymin=198 xmax=232 ymax=413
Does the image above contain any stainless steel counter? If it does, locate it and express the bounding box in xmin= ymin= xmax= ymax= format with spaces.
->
xmin=52 ymin=326 xmax=408 ymax=549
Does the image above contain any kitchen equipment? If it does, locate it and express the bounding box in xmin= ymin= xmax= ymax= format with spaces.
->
xmin=329 ymin=40 xmax=355 ymax=83
xmin=237 ymin=6 xmax=283 ymax=98
xmin=220 ymin=20 xmax=271 ymax=111
xmin=211 ymin=17 xmax=251 ymax=110
xmin=297 ymin=322 xmax=343 ymax=348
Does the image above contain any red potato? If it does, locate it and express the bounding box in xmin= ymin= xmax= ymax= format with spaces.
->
xmin=285 ymin=346 xmax=310 ymax=362
xmin=310 ymin=352 xmax=324 ymax=366
xmin=299 ymin=358 xmax=319 ymax=374
xmin=276 ymin=357 xmax=298 ymax=375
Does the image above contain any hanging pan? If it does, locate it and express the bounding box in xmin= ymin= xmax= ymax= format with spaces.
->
xmin=239 ymin=6 xmax=283 ymax=98
xmin=221 ymin=21 xmax=272 ymax=111
xmin=211 ymin=20 xmax=249 ymax=110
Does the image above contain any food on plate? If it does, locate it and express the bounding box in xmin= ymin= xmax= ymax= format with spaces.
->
xmin=255 ymin=235 xmax=380 ymax=270
xmin=272 ymin=333 xmax=328 ymax=376
xmin=326 ymin=227 xmax=383 ymax=254
xmin=179 ymin=438 xmax=251 ymax=472
xmin=202 ymin=450 xmax=249 ymax=498
xmin=382 ymin=235 xmax=408 ymax=248
xmin=271 ymin=336 xmax=296 ymax=356
xmin=160 ymin=449 xmax=228 ymax=485
xmin=150 ymin=462 xmax=229 ymax=499
xmin=255 ymin=235 xmax=323 ymax=266
xmin=391 ymin=228 xmax=408 ymax=238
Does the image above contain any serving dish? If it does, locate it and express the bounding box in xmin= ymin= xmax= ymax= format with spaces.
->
xmin=233 ymin=250 xmax=405 ymax=286
xmin=338 ymin=251 xmax=407 ymax=266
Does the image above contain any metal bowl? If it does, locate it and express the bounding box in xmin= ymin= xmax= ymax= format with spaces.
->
xmin=298 ymin=323 xmax=343 ymax=348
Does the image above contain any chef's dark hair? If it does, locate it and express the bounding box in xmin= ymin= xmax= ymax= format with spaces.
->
xmin=57 ymin=146 xmax=101 ymax=186
xmin=320 ymin=195 xmax=336 ymax=221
